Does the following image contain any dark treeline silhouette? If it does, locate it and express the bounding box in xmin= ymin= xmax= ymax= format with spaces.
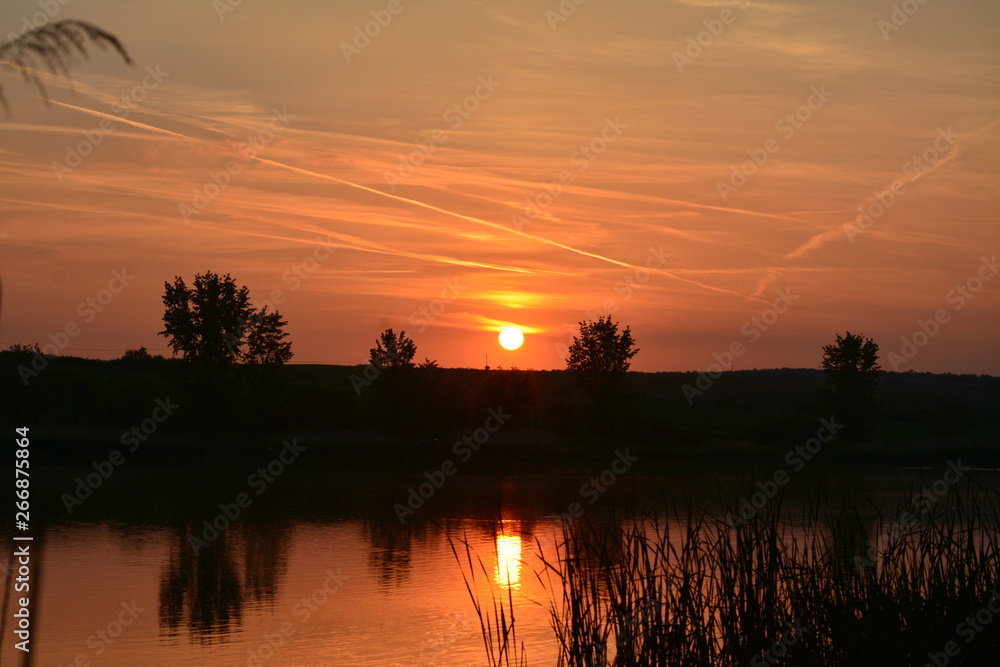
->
xmin=2 ymin=275 xmax=998 ymax=456
xmin=2 ymin=351 xmax=998 ymax=461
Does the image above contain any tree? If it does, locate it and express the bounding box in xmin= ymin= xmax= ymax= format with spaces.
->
xmin=566 ymin=316 xmax=639 ymax=401
xmin=369 ymin=329 xmax=416 ymax=370
xmin=159 ymin=272 xmax=292 ymax=365
xmin=242 ymin=307 xmax=293 ymax=365
xmin=360 ymin=329 xmax=420 ymax=434
xmin=0 ymin=20 xmax=132 ymax=115
xmin=820 ymin=331 xmax=880 ymax=441
xmin=5 ymin=343 xmax=42 ymax=355
xmin=120 ymin=346 xmax=152 ymax=362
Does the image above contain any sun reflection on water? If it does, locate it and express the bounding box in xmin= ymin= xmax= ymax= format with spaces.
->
xmin=493 ymin=523 xmax=522 ymax=590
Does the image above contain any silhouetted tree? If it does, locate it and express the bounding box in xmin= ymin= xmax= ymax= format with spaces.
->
xmin=160 ymin=272 xmax=292 ymax=434
xmin=820 ymin=331 xmax=880 ymax=441
xmin=120 ymin=346 xmax=152 ymax=362
xmin=242 ymin=307 xmax=293 ymax=365
xmin=4 ymin=343 xmax=42 ymax=355
xmin=566 ymin=316 xmax=639 ymax=401
xmin=369 ymin=329 xmax=417 ymax=369
xmin=159 ymin=272 xmax=292 ymax=365
xmin=356 ymin=329 xmax=425 ymax=435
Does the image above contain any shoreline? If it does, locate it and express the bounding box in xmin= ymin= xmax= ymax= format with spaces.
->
xmin=17 ymin=422 xmax=1000 ymax=472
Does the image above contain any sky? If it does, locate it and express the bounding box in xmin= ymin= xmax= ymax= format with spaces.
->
xmin=0 ymin=0 xmax=997 ymax=374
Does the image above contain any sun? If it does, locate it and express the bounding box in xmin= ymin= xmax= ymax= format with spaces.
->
xmin=498 ymin=326 xmax=524 ymax=350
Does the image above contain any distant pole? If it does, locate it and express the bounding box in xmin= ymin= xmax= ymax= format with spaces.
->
xmin=485 ymin=353 xmax=490 ymax=370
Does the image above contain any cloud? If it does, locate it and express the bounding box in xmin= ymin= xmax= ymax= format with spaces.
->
xmin=782 ymin=119 xmax=1000 ymax=261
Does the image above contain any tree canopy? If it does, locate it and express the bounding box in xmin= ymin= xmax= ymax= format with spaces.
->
xmin=566 ymin=316 xmax=639 ymax=399
xmin=369 ymin=328 xmax=417 ymax=369
xmin=820 ymin=331 xmax=880 ymax=440
xmin=159 ymin=271 xmax=291 ymax=365
xmin=821 ymin=331 xmax=880 ymax=391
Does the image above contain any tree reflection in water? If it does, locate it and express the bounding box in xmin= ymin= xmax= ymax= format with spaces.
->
xmin=158 ymin=521 xmax=290 ymax=642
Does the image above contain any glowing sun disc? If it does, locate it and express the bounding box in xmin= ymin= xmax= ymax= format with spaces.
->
xmin=499 ymin=326 xmax=524 ymax=350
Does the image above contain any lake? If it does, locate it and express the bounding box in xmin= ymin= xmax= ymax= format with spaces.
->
xmin=3 ymin=459 xmax=997 ymax=666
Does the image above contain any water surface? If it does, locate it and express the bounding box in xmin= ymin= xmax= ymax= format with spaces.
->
xmin=3 ymin=463 xmax=994 ymax=666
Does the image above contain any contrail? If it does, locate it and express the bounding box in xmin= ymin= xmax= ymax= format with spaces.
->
xmin=783 ymin=118 xmax=1000 ymax=261
xmin=46 ymin=99 xmax=195 ymax=140
xmin=247 ymin=154 xmax=766 ymax=303
xmin=47 ymin=98 xmax=765 ymax=303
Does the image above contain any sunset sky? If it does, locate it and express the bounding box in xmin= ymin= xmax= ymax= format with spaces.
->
xmin=1 ymin=0 xmax=997 ymax=374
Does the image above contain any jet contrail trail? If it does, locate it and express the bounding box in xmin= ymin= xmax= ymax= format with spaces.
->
xmin=46 ymin=99 xmax=195 ymax=140
xmin=46 ymin=97 xmax=765 ymax=303
xmin=783 ymin=117 xmax=1000 ymax=261
xmin=246 ymin=154 xmax=766 ymax=303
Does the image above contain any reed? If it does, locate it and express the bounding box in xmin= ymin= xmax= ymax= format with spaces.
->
xmin=448 ymin=525 xmax=526 ymax=667
xmin=463 ymin=476 xmax=1000 ymax=666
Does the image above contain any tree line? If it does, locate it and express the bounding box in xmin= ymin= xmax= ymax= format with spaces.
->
xmin=4 ymin=270 xmax=885 ymax=443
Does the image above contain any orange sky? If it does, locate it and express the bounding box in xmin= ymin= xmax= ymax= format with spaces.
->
xmin=1 ymin=0 xmax=998 ymax=373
